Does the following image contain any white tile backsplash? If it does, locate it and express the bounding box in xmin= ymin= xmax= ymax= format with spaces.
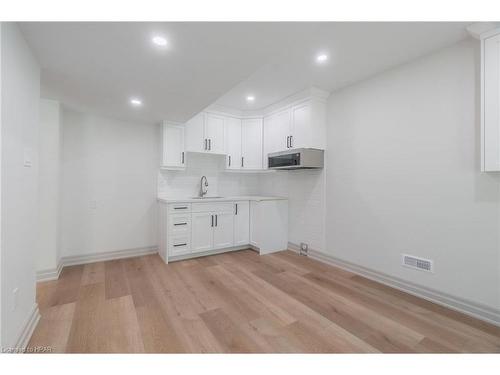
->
xmin=158 ymin=152 xmax=260 ymax=198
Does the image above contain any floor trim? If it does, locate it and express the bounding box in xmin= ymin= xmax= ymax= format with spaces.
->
xmin=287 ymin=243 xmax=500 ymax=327
xmin=12 ymin=303 xmax=40 ymax=352
xmin=168 ymin=245 xmax=251 ymax=262
xmin=36 ymin=246 xmax=158 ymax=282
xmin=62 ymin=246 xmax=158 ymax=267
xmin=36 ymin=261 xmax=64 ymax=282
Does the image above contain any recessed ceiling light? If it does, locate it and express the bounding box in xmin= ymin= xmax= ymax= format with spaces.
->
xmin=152 ymin=36 xmax=168 ymax=47
xmin=316 ymin=54 xmax=329 ymax=63
xmin=246 ymin=95 xmax=255 ymax=102
xmin=130 ymin=98 xmax=143 ymax=107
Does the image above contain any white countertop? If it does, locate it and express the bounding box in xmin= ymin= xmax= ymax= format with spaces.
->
xmin=157 ymin=195 xmax=287 ymax=204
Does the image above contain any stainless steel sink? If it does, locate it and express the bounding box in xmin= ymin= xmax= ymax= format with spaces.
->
xmin=190 ymin=196 xmax=224 ymax=199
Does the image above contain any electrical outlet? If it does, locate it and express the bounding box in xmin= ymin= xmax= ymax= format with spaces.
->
xmin=300 ymin=242 xmax=308 ymax=256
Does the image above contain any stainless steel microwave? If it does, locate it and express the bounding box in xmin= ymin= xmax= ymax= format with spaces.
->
xmin=268 ymin=148 xmax=324 ymax=170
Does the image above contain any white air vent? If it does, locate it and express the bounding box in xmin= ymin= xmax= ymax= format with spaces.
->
xmin=402 ymin=254 xmax=434 ymax=273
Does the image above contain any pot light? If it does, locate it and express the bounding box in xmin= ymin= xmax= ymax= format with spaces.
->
xmin=152 ymin=36 xmax=168 ymax=47
xmin=246 ymin=95 xmax=255 ymax=102
xmin=130 ymin=98 xmax=143 ymax=107
xmin=316 ymin=54 xmax=328 ymax=63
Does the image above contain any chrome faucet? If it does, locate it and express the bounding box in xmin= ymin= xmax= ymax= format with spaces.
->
xmin=200 ymin=176 xmax=208 ymax=197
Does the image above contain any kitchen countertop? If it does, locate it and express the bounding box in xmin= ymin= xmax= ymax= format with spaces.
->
xmin=157 ymin=195 xmax=288 ymax=204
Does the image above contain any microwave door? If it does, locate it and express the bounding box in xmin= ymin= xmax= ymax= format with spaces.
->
xmin=268 ymin=153 xmax=300 ymax=168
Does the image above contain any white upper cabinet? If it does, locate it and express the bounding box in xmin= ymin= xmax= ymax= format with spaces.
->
xmin=263 ymin=109 xmax=290 ymax=167
xmin=225 ymin=117 xmax=242 ymax=169
xmin=185 ymin=113 xmax=206 ymax=153
xmin=161 ymin=122 xmax=185 ymax=169
xmin=205 ymin=114 xmax=225 ymax=154
xmin=482 ymin=30 xmax=500 ymax=171
xmin=241 ymin=118 xmax=263 ymax=169
xmin=185 ymin=112 xmax=225 ymax=154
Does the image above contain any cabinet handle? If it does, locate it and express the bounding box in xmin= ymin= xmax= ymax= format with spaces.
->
xmin=173 ymin=243 xmax=187 ymax=247
xmin=235 ymin=203 xmax=238 ymax=215
xmin=286 ymin=136 xmax=290 ymax=148
xmin=174 ymin=206 xmax=188 ymax=210
xmin=241 ymin=157 xmax=244 ymax=167
xmin=174 ymin=222 xmax=187 ymax=226
xmin=204 ymin=139 xmax=207 ymax=150
xmin=229 ymin=155 xmax=231 ymax=167
xmin=209 ymin=139 xmax=211 ymax=150
xmin=290 ymin=135 xmax=293 ymax=148
xmin=211 ymin=215 xmax=214 ymax=227
xmin=181 ymin=151 xmax=184 ymax=164
xmin=215 ymin=214 xmax=218 ymax=227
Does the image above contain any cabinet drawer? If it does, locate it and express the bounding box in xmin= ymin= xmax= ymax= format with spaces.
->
xmin=169 ymin=235 xmax=191 ymax=256
xmin=192 ymin=202 xmax=233 ymax=213
xmin=169 ymin=213 xmax=191 ymax=235
xmin=168 ymin=203 xmax=191 ymax=213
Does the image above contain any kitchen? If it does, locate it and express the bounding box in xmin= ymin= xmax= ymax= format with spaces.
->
xmin=1 ymin=15 xmax=500 ymax=362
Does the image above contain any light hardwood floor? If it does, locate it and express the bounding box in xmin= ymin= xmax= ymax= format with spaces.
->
xmin=28 ymin=250 xmax=500 ymax=353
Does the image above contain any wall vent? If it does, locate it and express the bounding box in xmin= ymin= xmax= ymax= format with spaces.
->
xmin=402 ymin=254 xmax=434 ymax=273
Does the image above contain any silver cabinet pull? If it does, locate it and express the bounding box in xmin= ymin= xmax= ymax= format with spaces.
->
xmin=241 ymin=157 xmax=244 ymax=167
xmin=286 ymin=136 xmax=290 ymax=148
xmin=228 ymin=155 xmax=231 ymax=167
xmin=174 ymin=222 xmax=187 ymax=226
xmin=235 ymin=203 xmax=238 ymax=215
xmin=215 ymin=214 xmax=218 ymax=227
xmin=290 ymin=135 xmax=293 ymax=148
xmin=204 ymin=139 xmax=207 ymax=150
xmin=174 ymin=206 xmax=188 ymax=210
xmin=173 ymin=243 xmax=187 ymax=247
xmin=211 ymin=215 xmax=214 ymax=227
xmin=208 ymin=139 xmax=211 ymax=150
xmin=181 ymin=151 xmax=185 ymax=164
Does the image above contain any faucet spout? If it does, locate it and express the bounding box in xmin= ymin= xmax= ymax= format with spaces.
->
xmin=200 ymin=176 xmax=208 ymax=197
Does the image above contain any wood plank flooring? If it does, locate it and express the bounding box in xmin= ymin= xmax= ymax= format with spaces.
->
xmin=28 ymin=250 xmax=500 ymax=353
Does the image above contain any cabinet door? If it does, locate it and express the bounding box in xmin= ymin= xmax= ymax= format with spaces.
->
xmin=213 ymin=212 xmax=234 ymax=249
xmin=162 ymin=123 xmax=185 ymax=167
xmin=484 ymin=34 xmax=500 ymax=171
xmin=241 ymin=118 xmax=263 ymax=169
xmin=185 ymin=113 xmax=206 ymax=153
xmin=205 ymin=114 xmax=225 ymax=154
xmin=249 ymin=201 xmax=259 ymax=247
xmin=263 ymin=109 xmax=290 ymax=167
xmin=233 ymin=201 xmax=249 ymax=246
xmin=191 ymin=212 xmax=214 ymax=253
xmin=290 ymin=103 xmax=310 ymax=149
xmin=225 ymin=117 xmax=242 ymax=169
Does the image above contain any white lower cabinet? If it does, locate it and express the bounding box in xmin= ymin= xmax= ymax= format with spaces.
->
xmin=213 ymin=212 xmax=234 ymax=249
xmin=234 ymin=201 xmax=250 ymax=246
xmin=191 ymin=212 xmax=214 ymax=253
xmin=160 ymin=199 xmax=287 ymax=262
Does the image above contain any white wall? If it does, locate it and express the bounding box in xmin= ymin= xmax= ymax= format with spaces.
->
xmin=1 ymin=23 xmax=40 ymax=348
xmin=158 ymin=152 xmax=260 ymax=197
xmin=38 ymin=99 xmax=61 ymax=272
xmin=326 ymin=38 xmax=500 ymax=311
xmin=60 ymin=109 xmax=159 ymax=258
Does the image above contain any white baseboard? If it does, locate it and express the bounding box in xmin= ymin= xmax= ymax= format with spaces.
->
xmin=12 ymin=303 xmax=41 ymax=352
xmin=36 ymin=261 xmax=64 ymax=282
xmin=36 ymin=246 xmax=158 ymax=282
xmin=287 ymin=242 xmax=500 ymax=327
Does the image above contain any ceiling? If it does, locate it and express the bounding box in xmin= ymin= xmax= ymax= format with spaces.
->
xmin=20 ymin=22 xmax=470 ymax=124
